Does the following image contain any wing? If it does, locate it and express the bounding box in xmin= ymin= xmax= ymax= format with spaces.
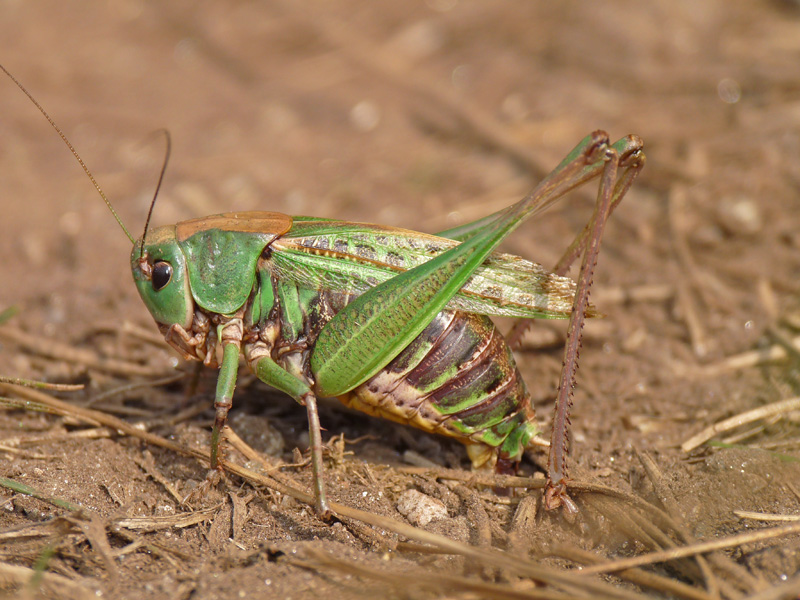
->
xmin=268 ymin=218 xmax=589 ymax=320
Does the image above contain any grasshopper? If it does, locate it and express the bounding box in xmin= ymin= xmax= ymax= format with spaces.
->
xmin=3 ymin=64 xmax=644 ymax=516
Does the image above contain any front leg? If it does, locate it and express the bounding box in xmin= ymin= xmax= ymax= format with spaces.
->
xmin=206 ymin=315 xmax=244 ymax=470
xmin=209 ymin=341 xmax=240 ymax=470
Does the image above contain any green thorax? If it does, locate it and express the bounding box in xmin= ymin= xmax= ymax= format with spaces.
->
xmin=176 ymin=212 xmax=292 ymax=315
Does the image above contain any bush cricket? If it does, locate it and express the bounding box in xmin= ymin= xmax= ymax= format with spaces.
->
xmin=2 ymin=63 xmax=644 ymax=516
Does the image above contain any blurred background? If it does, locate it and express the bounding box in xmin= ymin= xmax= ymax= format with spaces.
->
xmin=2 ymin=0 xmax=800 ymax=595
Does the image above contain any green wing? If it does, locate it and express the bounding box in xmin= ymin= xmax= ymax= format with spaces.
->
xmin=270 ymin=220 xmax=581 ymax=320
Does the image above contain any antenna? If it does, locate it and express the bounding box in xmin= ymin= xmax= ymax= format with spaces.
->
xmin=0 ymin=63 xmax=135 ymax=244
xmin=140 ymin=130 xmax=171 ymax=259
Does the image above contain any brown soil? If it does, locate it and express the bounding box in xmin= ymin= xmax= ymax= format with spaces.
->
xmin=2 ymin=1 xmax=800 ymax=598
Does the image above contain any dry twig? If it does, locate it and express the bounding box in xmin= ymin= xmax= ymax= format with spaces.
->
xmin=682 ymin=396 xmax=800 ymax=452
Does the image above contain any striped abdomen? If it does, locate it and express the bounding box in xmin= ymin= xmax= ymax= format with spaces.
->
xmin=338 ymin=310 xmax=539 ymax=470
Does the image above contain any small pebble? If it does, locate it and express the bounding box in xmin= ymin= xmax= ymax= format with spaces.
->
xmin=350 ymin=101 xmax=381 ymax=132
xmin=717 ymin=195 xmax=762 ymax=236
xmin=396 ymin=489 xmax=448 ymax=526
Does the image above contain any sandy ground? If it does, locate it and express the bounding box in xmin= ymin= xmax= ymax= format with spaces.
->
xmin=1 ymin=1 xmax=800 ymax=598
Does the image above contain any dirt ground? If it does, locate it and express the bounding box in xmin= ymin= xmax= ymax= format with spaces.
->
xmin=2 ymin=1 xmax=800 ymax=598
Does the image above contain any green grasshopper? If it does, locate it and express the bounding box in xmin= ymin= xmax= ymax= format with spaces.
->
xmin=3 ymin=64 xmax=644 ymax=516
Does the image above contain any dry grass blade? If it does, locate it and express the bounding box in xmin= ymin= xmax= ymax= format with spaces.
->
xmin=4 ymin=382 xmax=655 ymax=598
xmin=636 ymin=451 xmax=762 ymax=595
xmin=0 ymin=395 xmax=101 ymax=423
xmin=1 ymin=428 xmax=111 ymax=452
xmin=0 ymin=562 xmax=96 ymax=600
xmin=113 ymin=506 xmax=220 ymax=531
xmin=0 ymin=444 xmax=56 ymax=459
xmin=131 ymin=453 xmax=184 ymax=504
xmin=86 ymin=372 xmax=186 ymax=406
xmin=581 ymin=494 xmax=753 ymax=599
xmin=398 ymin=464 xmax=548 ymax=489
xmin=0 ymin=518 xmax=79 ymax=542
xmin=0 ymin=376 xmax=83 ymax=391
xmin=295 ymin=547 xmax=577 ymax=600
xmin=225 ymin=466 xmax=651 ymax=599
xmin=579 ymin=521 xmax=800 ymax=576
xmin=0 ymin=326 xmax=169 ymax=378
xmin=221 ymin=426 xmax=312 ymax=495
xmin=5 ymin=378 xmax=780 ymax=598
xmin=682 ymin=397 xmax=800 ymax=452
xmin=698 ymin=335 xmax=800 ymax=377
xmin=734 ymin=511 xmax=800 ymax=523
xmin=69 ymin=514 xmax=119 ymax=584
xmin=549 ymin=545 xmax=718 ymax=600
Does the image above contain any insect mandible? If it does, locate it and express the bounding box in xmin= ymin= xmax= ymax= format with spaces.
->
xmin=2 ymin=64 xmax=645 ymax=517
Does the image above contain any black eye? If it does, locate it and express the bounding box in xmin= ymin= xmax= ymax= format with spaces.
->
xmin=152 ymin=261 xmax=172 ymax=291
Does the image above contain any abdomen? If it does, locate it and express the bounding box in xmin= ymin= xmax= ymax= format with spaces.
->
xmin=338 ymin=310 xmax=539 ymax=470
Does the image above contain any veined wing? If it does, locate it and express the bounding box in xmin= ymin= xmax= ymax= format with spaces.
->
xmin=268 ymin=219 xmax=591 ymax=319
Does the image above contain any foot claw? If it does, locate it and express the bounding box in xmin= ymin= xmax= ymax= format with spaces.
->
xmin=544 ymin=480 xmax=579 ymax=514
xmin=314 ymin=501 xmax=332 ymax=521
xmin=181 ymin=469 xmax=224 ymax=505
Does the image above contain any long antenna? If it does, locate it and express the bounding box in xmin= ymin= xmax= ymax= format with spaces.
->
xmin=140 ymin=130 xmax=171 ymax=259
xmin=0 ymin=63 xmax=136 ymax=244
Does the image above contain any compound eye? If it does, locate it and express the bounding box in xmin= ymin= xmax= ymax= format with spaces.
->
xmin=152 ymin=261 xmax=173 ymax=291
